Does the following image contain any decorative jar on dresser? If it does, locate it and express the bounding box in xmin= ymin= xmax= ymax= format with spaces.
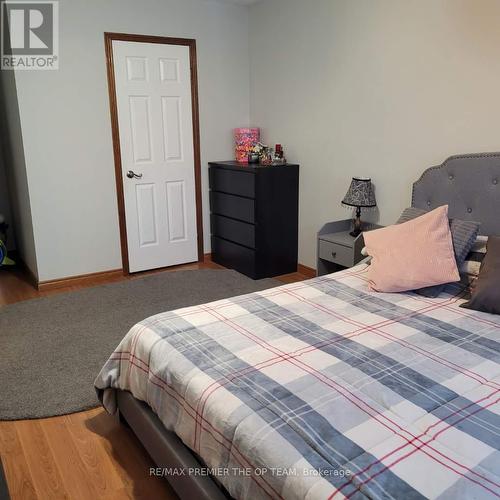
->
xmin=209 ymin=161 xmax=299 ymax=279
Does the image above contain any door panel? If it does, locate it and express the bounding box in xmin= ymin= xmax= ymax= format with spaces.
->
xmin=126 ymin=57 xmax=149 ymax=81
xmin=112 ymin=40 xmax=198 ymax=272
xmin=166 ymin=181 xmax=187 ymax=242
xmin=129 ymin=96 xmax=153 ymax=163
xmin=159 ymin=58 xmax=179 ymax=82
xmin=161 ymin=96 xmax=182 ymax=161
xmin=135 ymin=184 xmax=158 ymax=247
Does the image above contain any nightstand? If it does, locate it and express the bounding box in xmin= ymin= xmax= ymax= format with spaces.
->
xmin=317 ymin=220 xmax=383 ymax=276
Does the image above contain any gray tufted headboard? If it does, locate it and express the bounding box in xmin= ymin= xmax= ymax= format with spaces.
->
xmin=412 ymin=152 xmax=500 ymax=236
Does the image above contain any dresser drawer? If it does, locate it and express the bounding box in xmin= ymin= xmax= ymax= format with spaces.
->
xmin=318 ymin=240 xmax=354 ymax=268
xmin=209 ymin=167 xmax=255 ymax=198
xmin=210 ymin=192 xmax=255 ymax=224
xmin=211 ymin=236 xmax=256 ymax=278
xmin=211 ymin=214 xmax=255 ymax=249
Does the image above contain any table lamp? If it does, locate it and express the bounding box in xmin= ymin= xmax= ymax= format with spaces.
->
xmin=341 ymin=177 xmax=376 ymax=237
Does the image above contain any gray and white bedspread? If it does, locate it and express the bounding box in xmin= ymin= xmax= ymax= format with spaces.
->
xmin=95 ymin=264 xmax=500 ymax=500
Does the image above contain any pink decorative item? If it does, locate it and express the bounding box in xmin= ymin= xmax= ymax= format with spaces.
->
xmin=234 ymin=128 xmax=260 ymax=163
xmin=363 ymin=205 xmax=460 ymax=293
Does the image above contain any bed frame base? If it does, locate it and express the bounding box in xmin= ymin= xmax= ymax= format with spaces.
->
xmin=116 ymin=390 xmax=229 ymax=500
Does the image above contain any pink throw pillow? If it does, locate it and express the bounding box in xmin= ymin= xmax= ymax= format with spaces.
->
xmin=363 ymin=205 xmax=460 ymax=293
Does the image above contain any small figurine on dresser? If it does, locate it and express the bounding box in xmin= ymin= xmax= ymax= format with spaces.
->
xmin=260 ymin=145 xmax=274 ymax=165
xmin=246 ymin=140 xmax=288 ymax=165
xmin=248 ymin=142 xmax=271 ymax=164
xmin=273 ymin=144 xmax=286 ymax=164
xmin=248 ymin=142 xmax=265 ymax=163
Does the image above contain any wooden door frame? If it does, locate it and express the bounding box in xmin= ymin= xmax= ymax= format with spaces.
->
xmin=104 ymin=32 xmax=204 ymax=275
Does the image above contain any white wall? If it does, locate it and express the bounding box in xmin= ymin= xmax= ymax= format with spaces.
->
xmin=249 ymin=0 xmax=500 ymax=268
xmin=0 ymin=68 xmax=38 ymax=273
xmin=13 ymin=0 xmax=250 ymax=281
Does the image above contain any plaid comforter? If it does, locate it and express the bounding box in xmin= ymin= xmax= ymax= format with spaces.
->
xmin=95 ymin=264 xmax=500 ymax=500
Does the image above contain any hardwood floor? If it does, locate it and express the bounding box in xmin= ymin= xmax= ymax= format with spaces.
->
xmin=0 ymin=259 xmax=309 ymax=500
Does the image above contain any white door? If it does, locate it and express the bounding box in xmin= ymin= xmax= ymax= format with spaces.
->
xmin=112 ymin=40 xmax=199 ymax=273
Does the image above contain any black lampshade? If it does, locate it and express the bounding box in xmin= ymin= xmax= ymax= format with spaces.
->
xmin=342 ymin=177 xmax=376 ymax=208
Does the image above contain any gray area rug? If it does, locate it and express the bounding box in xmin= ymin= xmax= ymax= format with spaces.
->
xmin=0 ymin=269 xmax=278 ymax=420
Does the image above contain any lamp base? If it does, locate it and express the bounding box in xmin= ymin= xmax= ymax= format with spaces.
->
xmin=350 ymin=207 xmax=362 ymax=238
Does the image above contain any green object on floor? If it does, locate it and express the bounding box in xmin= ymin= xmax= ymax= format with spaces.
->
xmin=0 ymin=240 xmax=14 ymax=266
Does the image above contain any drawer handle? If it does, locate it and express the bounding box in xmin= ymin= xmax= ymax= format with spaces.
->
xmin=331 ymin=251 xmax=337 ymax=258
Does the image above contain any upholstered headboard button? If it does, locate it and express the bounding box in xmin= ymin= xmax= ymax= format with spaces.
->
xmin=467 ymin=207 xmax=473 ymax=213
xmin=449 ymin=174 xmax=454 ymax=180
xmin=493 ymin=178 xmax=498 ymax=185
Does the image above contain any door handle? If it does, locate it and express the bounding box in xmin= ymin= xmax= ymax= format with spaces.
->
xmin=126 ymin=170 xmax=143 ymax=179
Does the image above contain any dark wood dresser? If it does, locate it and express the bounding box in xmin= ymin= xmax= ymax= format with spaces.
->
xmin=209 ymin=161 xmax=299 ymax=279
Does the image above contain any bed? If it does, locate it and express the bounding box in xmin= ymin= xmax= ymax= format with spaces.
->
xmin=95 ymin=152 xmax=500 ymax=499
